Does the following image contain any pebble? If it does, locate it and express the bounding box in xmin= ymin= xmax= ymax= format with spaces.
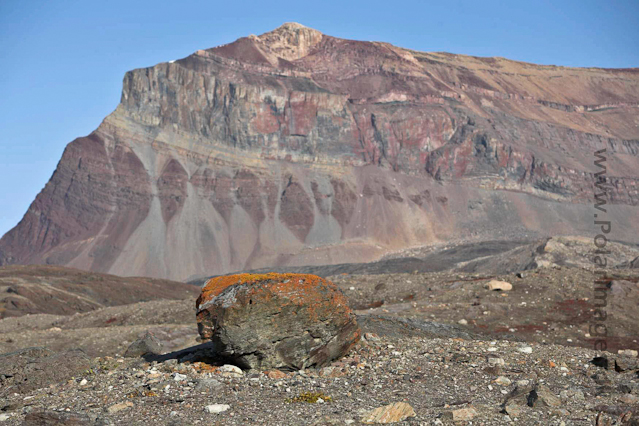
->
xmin=266 ymin=370 xmax=287 ymax=379
xmin=535 ymin=384 xmax=561 ymax=407
xmin=503 ymin=403 xmax=522 ymax=417
xmin=458 ymin=319 xmax=468 ymax=325
xmin=195 ymin=378 xmax=223 ymax=391
xmin=620 ymin=394 xmax=638 ymax=404
xmin=518 ymin=347 xmax=533 ymax=354
xmin=618 ymin=349 xmax=639 ymax=357
xmin=444 ymin=407 xmax=477 ymax=422
xmin=107 ymin=401 xmax=133 ymax=414
xmin=218 ymin=364 xmax=243 ymax=378
xmin=205 ymin=404 xmax=230 ymax=414
xmin=488 ymin=357 xmax=505 ymax=366
xmin=173 ymin=373 xmax=187 ymax=381
xmin=361 ymin=402 xmax=415 ymax=424
xmin=494 ymin=376 xmax=512 ymax=386
xmin=485 ymin=280 xmax=513 ymax=291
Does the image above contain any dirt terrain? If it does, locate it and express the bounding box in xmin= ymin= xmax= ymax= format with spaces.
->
xmin=0 ymin=265 xmax=199 ymax=318
xmin=0 ymin=237 xmax=638 ymax=424
xmin=1 ymin=320 xmax=638 ymax=425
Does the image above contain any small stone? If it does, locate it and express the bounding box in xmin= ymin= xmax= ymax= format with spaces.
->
xmin=488 ymin=357 xmax=505 ymax=366
xmin=319 ymin=366 xmax=347 ymax=378
xmin=620 ymin=394 xmax=638 ymax=404
xmin=618 ymin=349 xmax=639 ymax=357
xmin=124 ymin=331 xmax=162 ymax=358
xmin=613 ymin=356 xmax=639 ymax=372
xmin=443 ymin=407 xmax=478 ymax=422
xmin=458 ymin=319 xmax=468 ymax=325
xmin=485 ymin=280 xmax=513 ymax=291
xmin=364 ymin=333 xmax=380 ymax=342
xmin=205 ymin=404 xmax=230 ymax=414
xmin=79 ymin=378 xmax=88 ymax=386
xmin=361 ymin=402 xmax=416 ymax=424
xmin=195 ymin=378 xmax=223 ymax=391
xmin=218 ymin=364 xmax=243 ymax=377
xmin=107 ymin=401 xmax=134 ymax=414
xmin=503 ymin=403 xmax=522 ymax=417
xmin=173 ymin=373 xmax=187 ymax=381
xmin=495 ymin=376 xmax=512 ymax=386
xmin=266 ymin=370 xmax=287 ymax=379
xmin=0 ymin=414 xmax=10 ymax=422
xmin=535 ymin=384 xmax=561 ymax=407
xmin=518 ymin=347 xmax=533 ymax=354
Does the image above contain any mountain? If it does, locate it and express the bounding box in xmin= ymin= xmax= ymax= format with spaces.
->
xmin=1 ymin=23 xmax=638 ymax=280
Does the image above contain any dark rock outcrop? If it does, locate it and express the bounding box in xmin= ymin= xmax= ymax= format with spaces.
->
xmin=196 ymin=273 xmax=361 ymax=370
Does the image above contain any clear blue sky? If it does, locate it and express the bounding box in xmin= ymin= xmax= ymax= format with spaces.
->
xmin=1 ymin=0 xmax=638 ymax=238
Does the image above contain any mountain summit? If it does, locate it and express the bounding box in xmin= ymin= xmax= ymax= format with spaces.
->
xmin=1 ymin=24 xmax=638 ymax=280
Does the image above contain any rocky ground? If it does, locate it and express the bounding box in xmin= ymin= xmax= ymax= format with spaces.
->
xmin=1 ymin=332 xmax=638 ymax=425
xmin=1 ymin=237 xmax=638 ymax=425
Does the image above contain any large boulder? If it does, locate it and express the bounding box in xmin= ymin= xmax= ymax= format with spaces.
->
xmin=196 ymin=273 xmax=361 ymax=370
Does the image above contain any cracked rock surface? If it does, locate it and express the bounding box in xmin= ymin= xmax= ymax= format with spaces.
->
xmin=196 ymin=273 xmax=361 ymax=370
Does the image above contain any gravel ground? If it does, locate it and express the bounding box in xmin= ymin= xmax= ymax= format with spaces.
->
xmin=1 ymin=260 xmax=638 ymax=425
xmin=1 ymin=334 xmax=638 ymax=425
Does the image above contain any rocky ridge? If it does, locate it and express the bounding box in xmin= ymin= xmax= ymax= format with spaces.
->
xmin=0 ymin=265 xmax=199 ymax=318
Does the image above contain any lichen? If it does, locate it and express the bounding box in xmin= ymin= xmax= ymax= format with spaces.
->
xmin=286 ymin=391 xmax=333 ymax=403
xmin=198 ymin=273 xmax=336 ymax=307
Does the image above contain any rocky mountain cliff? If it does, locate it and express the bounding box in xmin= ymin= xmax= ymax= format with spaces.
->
xmin=1 ymin=23 xmax=638 ymax=280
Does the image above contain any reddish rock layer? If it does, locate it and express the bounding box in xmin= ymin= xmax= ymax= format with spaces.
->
xmin=1 ymin=23 xmax=638 ymax=279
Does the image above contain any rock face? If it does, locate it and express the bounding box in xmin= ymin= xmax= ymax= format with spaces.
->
xmin=1 ymin=23 xmax=639 ymax=280
xmin=195 ymin=273 xmax=361 ymax=370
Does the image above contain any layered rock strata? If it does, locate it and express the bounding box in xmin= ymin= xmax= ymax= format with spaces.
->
xmin=1 ymin=23 xmax=638 ymax=279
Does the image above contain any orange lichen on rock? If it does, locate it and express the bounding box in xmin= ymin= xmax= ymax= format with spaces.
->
xmin=192 ymin=362 xmax=220 ymax=374
xmin=195 ymin=272 xmax=361 ymax=370
xmin=197 ymin=273 xmax=339 ymax=307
